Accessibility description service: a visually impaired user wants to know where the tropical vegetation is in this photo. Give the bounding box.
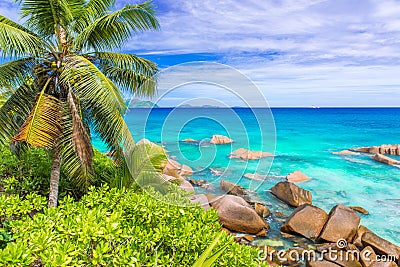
[0,0,160,207]
[0,148,267,266]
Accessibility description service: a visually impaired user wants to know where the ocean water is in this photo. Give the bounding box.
[93,108,400,245]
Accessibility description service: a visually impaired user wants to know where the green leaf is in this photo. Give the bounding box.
[73,2,160,51]
[0,15,44,57]
[192,232,229,267]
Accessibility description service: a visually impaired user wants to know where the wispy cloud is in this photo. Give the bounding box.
[2,0,400,106]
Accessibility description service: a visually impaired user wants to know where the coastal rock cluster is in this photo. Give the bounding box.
[352,144,400,155]
[229,148,274,160]
[333,144,400,166]
[144,138,399,266]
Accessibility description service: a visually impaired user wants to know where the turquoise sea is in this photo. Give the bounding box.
[93,107,400,245]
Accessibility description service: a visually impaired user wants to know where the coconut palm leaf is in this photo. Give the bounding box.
[19,0,74,38]
[0,58,36,88]
[73,2,159,51]
[67,88,93,169]
[0,15,44,57]
[72,0,116,32]
[0,80,37,144]
[61,55,126,113]
[100,65,157,97]
[123,143,168,191]
[192,232,229,267]
[11,79,61,148]
[61,55,135,153]
[61,95,94,189]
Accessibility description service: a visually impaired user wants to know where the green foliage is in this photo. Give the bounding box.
[0,186,267,266]
[192,231,230,267]
[0,0,159,201]
[120,142,168,191]
[0,145,118,199]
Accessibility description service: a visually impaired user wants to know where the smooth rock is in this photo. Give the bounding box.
[319,205,360,243]
[353,225,372,247]
[243,235,255,242]
[371,154,400,165]
[179,179,195,193]
[210,135,234,144]
[256,229,268,237]
[333,150,360,155]
[361,232,400,260]
[188,194,210,211]
[254,203,271,218]
[182,138,199,143]
[281,204,329,240]
[323,250,362,267]
[211,195,268,234]
[229,148,274,160]
[286,171,312,183]
[352,144,400,156]
[270,182,312,207]
[349,206,369,215]
[369,261,398,267]
[163,159,193,177]
[360,246,377,267]
[220,180,245,197]
[307,259,341,267]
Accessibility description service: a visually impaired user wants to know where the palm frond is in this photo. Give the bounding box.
[11,79,61,148]
[67,88,93,170]
[73,2,159,51]
[73,0,116,32]
[192,232,229,267]
[61,55,126,113]
[61,55,134,153]
[19,0,73,38]
[0,80,37,145]
[60,91,94,189]
[123,143,168,190]
[0,58,36,88]
[0,15,44,57]
[101,65,157,97]
[91,52,157,96]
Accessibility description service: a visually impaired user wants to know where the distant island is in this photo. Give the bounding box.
[176,104,222,108]
[128,99,159,108]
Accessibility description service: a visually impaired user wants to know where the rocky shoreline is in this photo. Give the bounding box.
[142,139,400,266]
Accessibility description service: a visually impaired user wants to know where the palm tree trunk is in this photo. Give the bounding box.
[48,142,61,207]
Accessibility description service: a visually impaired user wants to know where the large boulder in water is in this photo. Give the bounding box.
[286,171,312,183]
[211,195,268,234]
[361,231,400,261]
[332,150,360,155]
[254,203,271,218]
[210,135,234,144]
[371,154,400,165]
[220,180,245,197]
[270,182,312,207]
[352,144,400,156]
[163,159,193,178]
[319,204,360,243]
[229,148,274,160]
[281,204,329,240]
[188,194,210,211]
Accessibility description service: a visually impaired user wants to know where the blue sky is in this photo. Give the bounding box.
[2,0,400,106]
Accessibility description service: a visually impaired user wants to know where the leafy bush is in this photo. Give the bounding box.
[0,145,118,199]
[0,186,267,266]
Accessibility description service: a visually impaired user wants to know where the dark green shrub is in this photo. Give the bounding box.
[0,145,119,199]
[0,186,267,266]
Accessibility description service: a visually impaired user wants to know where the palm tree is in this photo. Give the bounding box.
[0,0,159,207]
